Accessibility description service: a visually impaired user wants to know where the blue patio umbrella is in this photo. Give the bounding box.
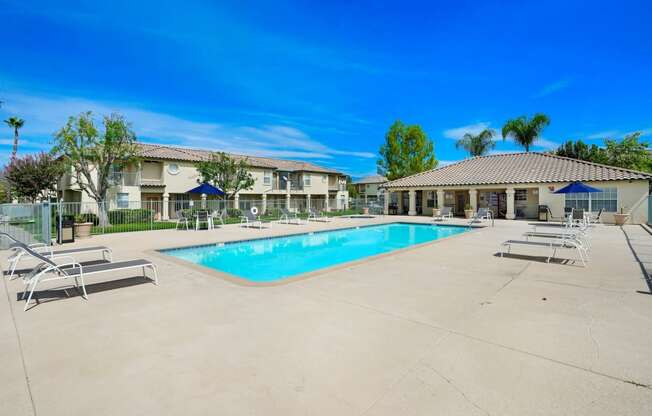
[187,182,224,196]
[554,181,601,212]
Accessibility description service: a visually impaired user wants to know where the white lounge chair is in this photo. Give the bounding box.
[175,210,190,230]
[587,208,603,225]
[523,229,591,250]
[18,245,157,311]
[195,211,213,230]
[308,208,331,222]
[1,233,113,280]
[468,207,494,226]
[433,206,453,221]
[240,210,269,229]
[279,208,305,225]
[211,209,226,227]
[499,235,589,266]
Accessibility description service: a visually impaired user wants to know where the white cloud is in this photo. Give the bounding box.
[534,78,572,98]
[443,122,492,141]
[0,91,375,162]
[487,150,520,156]
[438,160,459,166]
[587,130,619,140]
[587,128,652,140]
[532,138,559,150]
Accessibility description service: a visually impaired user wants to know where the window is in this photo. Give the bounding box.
[565,187,617,212]
[167,163,180,175]
[426,191,437,208]
[322,175,327,183]
[303,174,311,187]
[515,189,528,202]
[117,193,129,209]
[263,171,271,185]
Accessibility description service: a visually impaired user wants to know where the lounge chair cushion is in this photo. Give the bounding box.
[62,259,154,277]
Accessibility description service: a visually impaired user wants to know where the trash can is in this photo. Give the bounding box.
[57,215,75,244]
[538,205,549,221]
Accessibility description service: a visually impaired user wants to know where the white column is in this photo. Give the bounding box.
[437,190,445,209]
[469,189,478,212]
[422,191,429,213]
[162,193,169,220]
[234,194,240,210]
[307,194,311,211]
[325,193,330,212]
[505,188,516,220]
[408,189,417,216]
[384,191,390,214]
[201,193,207,209]
[262,193,267,214]
[286,193,291,211]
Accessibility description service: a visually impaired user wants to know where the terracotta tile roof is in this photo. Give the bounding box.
[137,143,343,174]
[383,152,652,188]
[353,175,387,185]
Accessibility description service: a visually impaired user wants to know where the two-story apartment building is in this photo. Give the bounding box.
[59,143,349,219]
[351,175,387,202]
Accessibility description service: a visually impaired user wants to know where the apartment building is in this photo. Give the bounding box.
[59,143,349,219]
[351,175,387,202]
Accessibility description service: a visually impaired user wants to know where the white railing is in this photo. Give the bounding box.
[108,171,141,187]
[0,197,387,243]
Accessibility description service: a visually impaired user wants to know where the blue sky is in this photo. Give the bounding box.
[1,0,651,178]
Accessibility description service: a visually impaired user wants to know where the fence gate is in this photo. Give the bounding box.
[0,202,51,247]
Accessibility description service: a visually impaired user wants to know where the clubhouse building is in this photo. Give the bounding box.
[381,152,651,224]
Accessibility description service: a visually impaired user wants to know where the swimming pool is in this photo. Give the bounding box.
[161,223,469,282]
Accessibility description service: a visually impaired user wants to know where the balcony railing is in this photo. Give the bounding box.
[289,181,304,191]
[108,171,141,187]
[140,176,164,186]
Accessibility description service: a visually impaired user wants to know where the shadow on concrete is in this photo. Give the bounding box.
[17,276,155,310]
[620,226,652,295]
[493,252,583,267]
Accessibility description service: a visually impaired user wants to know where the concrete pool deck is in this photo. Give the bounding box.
[2,216,652,415]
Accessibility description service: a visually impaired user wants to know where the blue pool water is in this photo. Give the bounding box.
[161,223,469,282]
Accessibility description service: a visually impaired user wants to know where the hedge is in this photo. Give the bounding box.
[108,208,155,224]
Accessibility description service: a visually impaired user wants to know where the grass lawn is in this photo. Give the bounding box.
[91,222,178,234]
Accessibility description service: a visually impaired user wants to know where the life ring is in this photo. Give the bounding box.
[250,206,259,215]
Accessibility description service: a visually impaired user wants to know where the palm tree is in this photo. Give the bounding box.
[501,113,550,152]
[455,129,496,157]
[4,117,25,160]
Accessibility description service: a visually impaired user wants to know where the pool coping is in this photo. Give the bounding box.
[147,221,486,287]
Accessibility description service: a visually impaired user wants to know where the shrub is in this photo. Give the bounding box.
[226,208,242,218]
[108,208,155,224]
[78,213,99,225]
[264,208,282,218]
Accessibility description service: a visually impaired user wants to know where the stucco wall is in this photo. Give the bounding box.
[385,179,649,224]
[538,180,649,224]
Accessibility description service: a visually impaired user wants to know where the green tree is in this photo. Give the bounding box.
[3,153,65,202]
[554,139,608,164]
[346,176,359,198]
[194,152,255,201]
[52,112,140,225]
[377,120,437,180]
[0,176,11,203]
[455,129,496,157]
[4,116,25,161]
[603,132,651,172]
[501,113,550,152]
